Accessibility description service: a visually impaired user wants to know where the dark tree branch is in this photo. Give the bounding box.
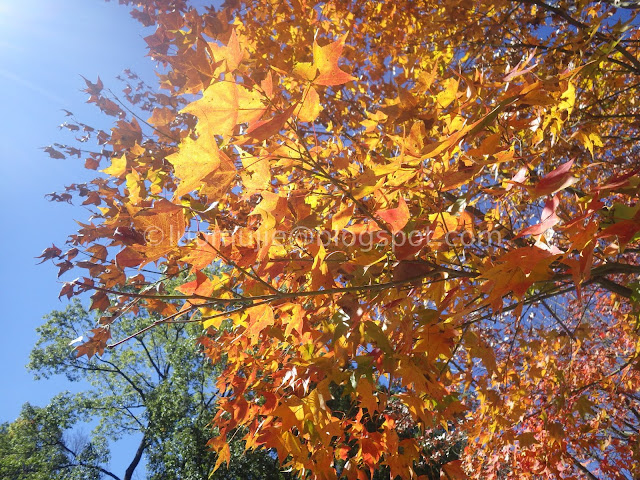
[591,277,633,298]
[567,452,601,480]
[57,441,122,480]
[123,435,148,480]
[520,0,640,75]
[95,357,148,402]
[135,335,166,381]
[541,299,576,340]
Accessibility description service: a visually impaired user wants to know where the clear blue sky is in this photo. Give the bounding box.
[0,0,159,476]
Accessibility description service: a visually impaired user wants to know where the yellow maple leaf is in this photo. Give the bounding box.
[168,133,231,200]
[212,442,230,473]
[101,154,127,178]
[313,34,357,86]
[181,81,266,138]
[295,85,322,123]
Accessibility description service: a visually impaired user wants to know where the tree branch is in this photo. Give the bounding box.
[123,435,148,480]
[95,357,148,402]
[57,441,122,480]
[135,335,165,381]
[566,452,601,480]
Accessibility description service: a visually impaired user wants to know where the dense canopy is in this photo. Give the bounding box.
[42,0,640,478]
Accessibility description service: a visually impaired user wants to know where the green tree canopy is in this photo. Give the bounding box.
[0,395,110,480]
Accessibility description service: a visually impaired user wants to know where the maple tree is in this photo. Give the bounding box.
[41,0,640,478]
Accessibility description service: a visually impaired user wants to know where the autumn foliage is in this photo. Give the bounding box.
[40,0,640,478]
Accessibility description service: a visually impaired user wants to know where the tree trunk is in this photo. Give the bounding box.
[123,436,147,480]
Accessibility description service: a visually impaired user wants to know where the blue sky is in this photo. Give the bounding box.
[0,0,159,476]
